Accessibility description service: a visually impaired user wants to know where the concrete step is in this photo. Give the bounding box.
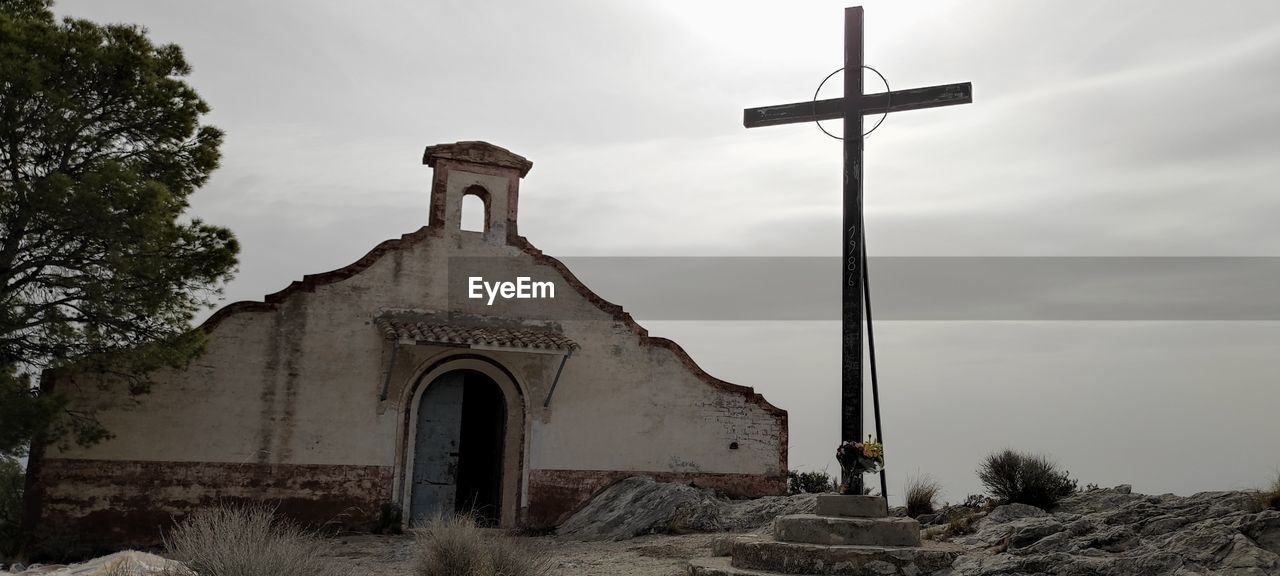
[689,556,787,576]
[729,540,960,575]
[814,495,888,518]
[774,514,921,547]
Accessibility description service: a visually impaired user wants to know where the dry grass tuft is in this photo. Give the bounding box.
[163,504,339,576]
[1262,472,1280,511]
[414,514,550,576]
[904,474,942,517]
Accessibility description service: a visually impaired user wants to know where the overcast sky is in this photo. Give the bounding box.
[55,0,1280,504]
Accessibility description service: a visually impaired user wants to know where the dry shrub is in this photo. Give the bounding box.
[787,470,835,495]
[962,493,993,510]
[1262,472,1280,511]
[163,504,339,576]
[414,514,550,576]
[904,474,942,517]
[978,449,1077,510]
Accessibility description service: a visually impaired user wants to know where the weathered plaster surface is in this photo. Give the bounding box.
[28,142,787,550]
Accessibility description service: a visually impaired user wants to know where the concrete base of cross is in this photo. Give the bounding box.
[688,495,960,576]
[814,494,890,519]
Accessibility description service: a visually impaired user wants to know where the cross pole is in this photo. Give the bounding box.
[743,6,971,498]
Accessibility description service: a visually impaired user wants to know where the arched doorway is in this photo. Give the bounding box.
[410,369,507,525]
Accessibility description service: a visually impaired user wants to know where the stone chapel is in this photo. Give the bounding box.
[22,141,788,552]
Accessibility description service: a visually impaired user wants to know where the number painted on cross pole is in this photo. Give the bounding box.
[846,226,859,286]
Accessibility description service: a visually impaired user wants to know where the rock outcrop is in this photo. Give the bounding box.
[572,479,1280,574]
[3,551,189,575]
[949,486,1279,576]
[557,476,817,541]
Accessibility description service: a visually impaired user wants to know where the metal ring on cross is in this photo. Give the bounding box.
[813,65,891,141]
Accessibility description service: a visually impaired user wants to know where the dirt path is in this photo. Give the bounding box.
[323,532,722,576]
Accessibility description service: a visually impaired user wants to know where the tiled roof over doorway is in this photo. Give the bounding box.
[374,317,578,352]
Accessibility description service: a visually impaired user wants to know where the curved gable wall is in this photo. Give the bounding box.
[29,211,787,552]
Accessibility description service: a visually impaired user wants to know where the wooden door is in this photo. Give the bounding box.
[410,371,464,524]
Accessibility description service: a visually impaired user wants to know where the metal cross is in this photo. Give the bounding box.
[743,6,972,496]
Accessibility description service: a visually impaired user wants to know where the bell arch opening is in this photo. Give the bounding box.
[459,185,491,233]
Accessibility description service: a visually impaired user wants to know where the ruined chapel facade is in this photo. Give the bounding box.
[23,142,787,550]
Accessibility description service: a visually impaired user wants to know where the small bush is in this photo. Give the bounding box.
[961,494,991,510]
[904,474,942,517]
[0,456,23,561]
[163,504,338,576]
[978,449,1077,510]
[414,514,550,576]
[787,470,835,495]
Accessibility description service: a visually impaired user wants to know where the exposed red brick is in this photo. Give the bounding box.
[525,469,786,528]
[197,226,437,333]
[28,458,394,558]
[422,141,533,177]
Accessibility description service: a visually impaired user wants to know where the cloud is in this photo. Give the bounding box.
[53,0,1280,502]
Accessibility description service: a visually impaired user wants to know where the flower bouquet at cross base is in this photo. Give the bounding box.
[836,436,884,494]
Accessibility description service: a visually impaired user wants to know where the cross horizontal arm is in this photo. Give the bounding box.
[743,81,971,129]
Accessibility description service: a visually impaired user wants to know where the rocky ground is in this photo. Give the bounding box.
[943,485,1280,575]
[5,482,1278,575]
[2,533,726,576]
[324,531,725,576]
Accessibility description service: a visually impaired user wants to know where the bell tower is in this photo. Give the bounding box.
[423,141,533,244]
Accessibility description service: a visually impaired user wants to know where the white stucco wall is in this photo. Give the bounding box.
[48,148,788,526]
